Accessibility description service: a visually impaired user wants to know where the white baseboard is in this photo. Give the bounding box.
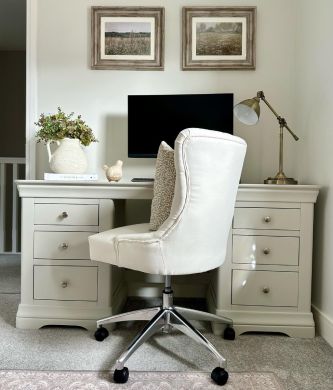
[312,304,333,347]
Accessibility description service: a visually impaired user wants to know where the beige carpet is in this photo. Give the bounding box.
[1,255,333,390]
[0,370,283,389]
[0,255,20,294]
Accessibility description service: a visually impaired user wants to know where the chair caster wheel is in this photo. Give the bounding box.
[113,367,129,384]
[94,326,109,342]
[211,367,229,386]
[223,326,235,340]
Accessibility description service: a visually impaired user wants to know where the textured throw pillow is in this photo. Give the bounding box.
[149,141,176,231]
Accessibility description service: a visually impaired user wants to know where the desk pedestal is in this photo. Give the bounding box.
[16,180,153,329]
[207,185,319,338]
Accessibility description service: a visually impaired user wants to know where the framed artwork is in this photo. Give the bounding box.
[182,7,256,70]
[91,7,164,70]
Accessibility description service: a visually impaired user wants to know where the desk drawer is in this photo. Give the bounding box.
[33,265,97,301]
[233,208,300,230]
[34,203,99,226]
[232,235,299,266]
[232,270,298,307]
[34,231,92,260]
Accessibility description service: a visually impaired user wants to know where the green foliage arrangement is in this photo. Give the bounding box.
[35,107,98,146]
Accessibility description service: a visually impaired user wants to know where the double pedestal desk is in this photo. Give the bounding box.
[16,181,319,338]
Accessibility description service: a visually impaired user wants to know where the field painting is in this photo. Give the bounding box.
[192,17,246,60]
[92,8,164,69]
[101,18,155,60]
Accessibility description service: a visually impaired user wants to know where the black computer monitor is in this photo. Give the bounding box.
[128,93,234,158]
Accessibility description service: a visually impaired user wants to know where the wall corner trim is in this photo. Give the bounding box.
[26,0,38,179]
[312,304,333,347]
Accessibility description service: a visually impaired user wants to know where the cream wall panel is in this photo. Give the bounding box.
[294,0,333,347]
[29,0,298,185]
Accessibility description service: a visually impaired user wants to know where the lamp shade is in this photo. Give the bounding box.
[234,97,260,125]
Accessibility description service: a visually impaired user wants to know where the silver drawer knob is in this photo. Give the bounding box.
[262,286,270,294]
[61,281,69,288]
[61,211,69,218]
[264,216,271,223]
[61,243,69,249]
[263,248,271,255]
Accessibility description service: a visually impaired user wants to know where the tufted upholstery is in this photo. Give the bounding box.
[149,141,176,231]
[89,128,246,275]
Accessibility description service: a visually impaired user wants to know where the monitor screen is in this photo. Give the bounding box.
[128,93,233,157]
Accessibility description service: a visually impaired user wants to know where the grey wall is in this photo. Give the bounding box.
[33,0,298,183]
[295,0,333,346]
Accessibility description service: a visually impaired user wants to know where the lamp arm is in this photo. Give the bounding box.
[257,91,299,141]
[282,123,299,142]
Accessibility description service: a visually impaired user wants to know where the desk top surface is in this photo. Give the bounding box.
[16,179,154,187]
[16,179,319,190]
[16,180,319,203]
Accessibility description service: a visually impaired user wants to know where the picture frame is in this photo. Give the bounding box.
[91,7,164,70]
[182,7,256,70]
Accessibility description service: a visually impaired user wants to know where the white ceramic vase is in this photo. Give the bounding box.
[47,138,88,174]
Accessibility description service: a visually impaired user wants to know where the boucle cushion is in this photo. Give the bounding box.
[149,141,176,231]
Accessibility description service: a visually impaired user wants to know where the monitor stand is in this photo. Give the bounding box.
[131,178,154,182]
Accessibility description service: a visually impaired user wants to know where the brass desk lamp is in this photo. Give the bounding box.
[234,91,299,185]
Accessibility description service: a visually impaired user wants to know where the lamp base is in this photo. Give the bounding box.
[264,172,298,185]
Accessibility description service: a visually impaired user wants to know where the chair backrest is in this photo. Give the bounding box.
[159,128,247,275]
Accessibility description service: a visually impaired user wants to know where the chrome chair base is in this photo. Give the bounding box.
[96,279,233,372]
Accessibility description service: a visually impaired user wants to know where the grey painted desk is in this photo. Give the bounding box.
[16,181,319,337]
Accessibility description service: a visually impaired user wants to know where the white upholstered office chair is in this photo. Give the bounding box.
[89,128,246,386]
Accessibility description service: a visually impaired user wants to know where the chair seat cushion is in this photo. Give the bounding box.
[89,223,166,274]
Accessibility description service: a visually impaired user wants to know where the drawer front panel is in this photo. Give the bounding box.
[34,203,99,226]
[34,231,93,260]
[34,265,98,301]
[233,208,300,230]
[232,270,298,307]
[232,235,299,266]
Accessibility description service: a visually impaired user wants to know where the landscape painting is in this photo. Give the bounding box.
[102,20,153,59]
[91,7,164,70]
[195,21,243,56]
[182,7,256,70]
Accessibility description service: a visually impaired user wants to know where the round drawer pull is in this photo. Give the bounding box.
[61,211,69,218]
[263,248,271,255]
[61,243,69,249]
[264,216,271,223]
[262,286,270,294]
[61,281,69,288]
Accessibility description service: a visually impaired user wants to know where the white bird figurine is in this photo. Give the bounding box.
[103,160,123,182]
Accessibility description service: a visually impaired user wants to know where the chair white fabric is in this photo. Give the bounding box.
[90,128,246,275]
[89,128,246,386]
